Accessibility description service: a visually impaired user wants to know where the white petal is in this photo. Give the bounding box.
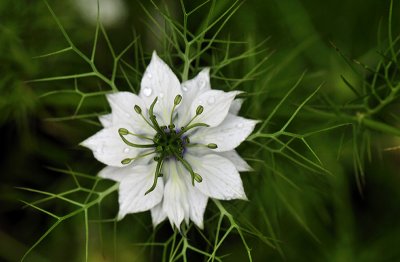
[106,92,154,135]
[190,114,258,152]
[185,154,247,200]
[162,160,189,228]
[177,68,211,127]
[190,90,241,127]
[81,126,146,167]
[185,183,208,229]
[99,114,112,127]
[98,166,127,182]
[162,160,208,229]
[175,161,208,229]
[116,163,164,220]
[218,150,252,172]
[139,51,182,125]
[151,203,167,227]
[186,147,253,172]
[229,99,244,115]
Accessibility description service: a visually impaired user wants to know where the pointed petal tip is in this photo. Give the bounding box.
[117,212,126,221]
[233,90,245,97]
[194,221,204,229]
[200,67,210,75]
[151,50,160,61]
[241,193,249,201]
[79,138,91,148]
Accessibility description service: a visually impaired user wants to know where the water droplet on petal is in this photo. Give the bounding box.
[124,148,130,153]
[159,92,164,98]
[182,85,188,92]
[207,96,215,105]
[198,100,203,105]
[147,73,152,79]
[236,123,244,128]
[143,87,153,97]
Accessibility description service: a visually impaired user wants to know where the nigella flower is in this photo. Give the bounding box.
[82,51,258,229]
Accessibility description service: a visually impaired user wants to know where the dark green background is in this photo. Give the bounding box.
[1,0,399,261]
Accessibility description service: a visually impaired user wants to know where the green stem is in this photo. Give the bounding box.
[309,108,400,137]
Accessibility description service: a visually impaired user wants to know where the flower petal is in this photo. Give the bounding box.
[185,147,252,172]
[162,160,189,228]
[177,68,211,127]
[99,113,112,127]
[139,51,182,125]
[190,114,258,152]
[190,90,241,127]
[81,126,146,167]
[106,163,164,220]
[185,154,247,200]
[98,166,127,182]
[106,92,154,135]
[218,150,252,172]
[229,98,244,115]
[176,161,209,229]
[162,160,208,229]
[151,203,167,227]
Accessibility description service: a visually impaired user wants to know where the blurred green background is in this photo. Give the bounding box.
[1,0,399,261]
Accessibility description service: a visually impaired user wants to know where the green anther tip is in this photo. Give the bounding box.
[134,105,142,114]
[162,125,167,130]
[158,173,163,177]
[194,173,203,183]
[118,128,129,135]
[207,143,218,149]
[121,158,132,165]
[196,105,204,115]
[169,124,175,129]
[174,95,182,105]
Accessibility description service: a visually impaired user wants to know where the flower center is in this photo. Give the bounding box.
[117,95,218,195]
[154,125,187,158]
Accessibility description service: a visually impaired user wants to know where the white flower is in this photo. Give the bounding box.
[81,51,258,229]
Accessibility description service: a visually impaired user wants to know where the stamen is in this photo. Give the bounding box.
[170,95,182,126]
[134,105,157,131]
[119,128,129,135]
[187,143,218,149]
[118,127,154,142]
[148,97,165,135]
[196,105,204,115]
[173,150,202,186]
[134,105,142,114]
[120,150,157,165]
[194,173,203,183]
[177,122,209,136]
[118,129,155,148]
[145,157,164,195]
[207,143,218,149]
[174,94,182,105]
[178,104,205,134]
